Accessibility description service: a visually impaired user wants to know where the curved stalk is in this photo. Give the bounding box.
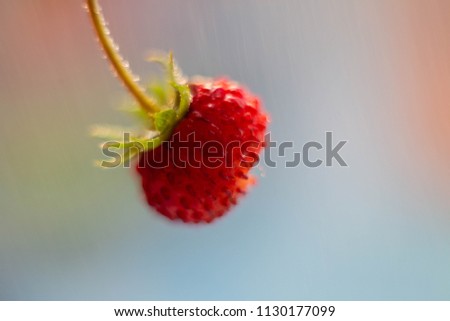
[86,0,159,113]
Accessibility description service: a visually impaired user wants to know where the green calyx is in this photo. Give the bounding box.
[148,52,191,132]
[87,0,191,167]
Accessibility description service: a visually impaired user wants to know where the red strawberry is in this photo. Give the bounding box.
[87,0,269,223]
[137,79,268,223]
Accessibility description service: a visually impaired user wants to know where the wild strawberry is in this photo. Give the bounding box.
[87,0,269,223]
[136,79,267,222]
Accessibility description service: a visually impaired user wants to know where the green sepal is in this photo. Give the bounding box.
[119,105,154,128]
[148,52,191,121]
[171,79,191,121]
[168,53,191,120]
[154,109,177,132]
[147,80,171,106]
[92,126,169,168]
[91,125,134,141]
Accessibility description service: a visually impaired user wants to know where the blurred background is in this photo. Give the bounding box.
[1,0,450,300]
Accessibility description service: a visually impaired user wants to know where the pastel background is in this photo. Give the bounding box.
[1,0,449,300]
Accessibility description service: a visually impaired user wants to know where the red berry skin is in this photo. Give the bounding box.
[136,78,269,223]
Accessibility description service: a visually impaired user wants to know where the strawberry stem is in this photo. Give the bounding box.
[86,0,160,113]
[88,2,193,166]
